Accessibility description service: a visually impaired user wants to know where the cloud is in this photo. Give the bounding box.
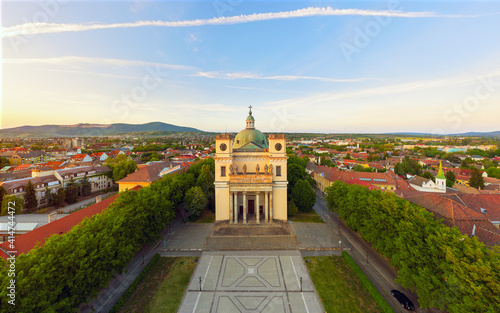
[2,56,195,71]
[1,7,493,38]
[267,70,500,109]
[195,71,376,83]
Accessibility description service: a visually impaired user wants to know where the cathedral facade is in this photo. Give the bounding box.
[214,107,288,223]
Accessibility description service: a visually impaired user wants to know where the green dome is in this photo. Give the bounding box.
[246,115,255,121]
[233,129,268,150]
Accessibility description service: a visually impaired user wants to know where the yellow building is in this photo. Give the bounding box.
[214,107,288,223]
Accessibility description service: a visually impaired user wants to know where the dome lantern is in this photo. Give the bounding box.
[233,106,268,150]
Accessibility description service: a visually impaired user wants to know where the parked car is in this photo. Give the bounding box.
[391,290,415,310]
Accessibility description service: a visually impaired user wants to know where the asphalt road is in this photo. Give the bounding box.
[314,192,439,313]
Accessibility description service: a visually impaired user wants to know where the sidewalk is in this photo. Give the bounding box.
[314,193,438,313]
[57,192,117,214]
[78,216,183,313]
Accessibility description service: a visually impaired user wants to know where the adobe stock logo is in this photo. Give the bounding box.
[432,74,500,135]
[339,0,401,63]
[8,0,69,53]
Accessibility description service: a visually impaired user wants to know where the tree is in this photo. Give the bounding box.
[196,164,215,210]
[44,187,54,206]
[445,170,456,183]
[0,157,10,169]
[184,186,207,221]
[80,175,92,197]
[65,178,78,204]
[112,157,138,181]
[469,168,485,189]
[1,195,23,215]
[287,199,298,217]
[0,186,5,208]
[460,157,473,168]
[291,179,316,213]
[25,180,38,211]
[486,167,500,179]
[287,163,307,191]
[421,171,435,183]
[54,188,66,206]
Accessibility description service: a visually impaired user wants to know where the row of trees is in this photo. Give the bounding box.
[0,162,201,312]
[325,181,500,312]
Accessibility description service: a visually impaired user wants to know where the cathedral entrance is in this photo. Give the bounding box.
[248,199,255,215]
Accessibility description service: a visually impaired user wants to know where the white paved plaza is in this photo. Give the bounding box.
[178,250,324,313]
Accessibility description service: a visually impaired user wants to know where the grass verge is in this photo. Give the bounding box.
[342,251,394,313]
[289,211,325,223]
[145,257,197,313]
[109,254,161,313]
[305,256,385,313]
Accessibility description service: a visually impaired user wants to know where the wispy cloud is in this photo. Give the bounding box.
[1,7,492,38]
[196,71,376,83]
[2,56,195,71]
[267,70,500,108]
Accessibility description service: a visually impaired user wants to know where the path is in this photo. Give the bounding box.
[58,192,117,213]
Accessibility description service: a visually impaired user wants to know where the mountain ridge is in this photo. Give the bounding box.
[0,122,203,138]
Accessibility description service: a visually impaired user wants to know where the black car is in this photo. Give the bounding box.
[391,290,415,310]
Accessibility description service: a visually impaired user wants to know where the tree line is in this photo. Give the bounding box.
[325,181,500,312]
[0,159,213,312]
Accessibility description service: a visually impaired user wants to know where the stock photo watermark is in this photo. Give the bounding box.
[109,65,169,121]
[433,74,500,135]
[339,0,401,63]
[8,0,69,52]
[213,0,242,17]
[5,201,18,306]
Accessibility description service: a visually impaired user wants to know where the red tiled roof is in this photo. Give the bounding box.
[345,179,378,190]
[0,186,142,260]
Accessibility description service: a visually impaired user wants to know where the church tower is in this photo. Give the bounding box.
[435,161,447,190]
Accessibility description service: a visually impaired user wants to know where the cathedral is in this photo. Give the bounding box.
[214,107,288,223]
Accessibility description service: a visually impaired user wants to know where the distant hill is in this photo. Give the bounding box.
[384,131,500,137]
[448,131,500,137]
[0,122,203,138]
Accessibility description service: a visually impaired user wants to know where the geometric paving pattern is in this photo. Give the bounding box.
[179,251,324,313]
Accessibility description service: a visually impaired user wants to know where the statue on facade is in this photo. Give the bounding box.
[256,164,260,174]
[229,164,234,175]
[243,164,247,175]
[234,164,238,174]
[269,164,273,174]
[264,164,269,174]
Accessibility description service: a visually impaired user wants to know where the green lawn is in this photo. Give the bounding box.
[194,208,215,223]
[305,256,383,313]
[145,257,197,313]
[289,211,325,223]
[115,257,196,313]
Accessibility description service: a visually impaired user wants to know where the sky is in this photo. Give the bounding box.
[1,0,500,134]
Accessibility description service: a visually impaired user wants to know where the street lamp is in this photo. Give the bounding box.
[339,240,342,250]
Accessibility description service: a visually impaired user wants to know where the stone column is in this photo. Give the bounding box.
[234,191,238,224]
[269,192,273,223]
[229,191,233,224]
[243,192,247,224]
[265,191,269,223]
[256,192,260,224]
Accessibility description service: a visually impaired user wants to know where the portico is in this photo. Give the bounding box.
[229,189,273,224]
